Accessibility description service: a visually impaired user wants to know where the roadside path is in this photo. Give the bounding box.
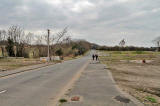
[61,61,144,106]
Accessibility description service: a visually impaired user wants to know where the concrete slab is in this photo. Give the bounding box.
[61,61,143,106]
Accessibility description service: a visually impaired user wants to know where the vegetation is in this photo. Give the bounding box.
[59,98,67,103]
[0,58,41,70]
[72,40,90,56]
[96,46,156,51]
[99,51,159,63]
[0,25,91,58]
[0,26,91,70]
[146,96,157,103]
[55,48,63,56]
[6,37,15,57]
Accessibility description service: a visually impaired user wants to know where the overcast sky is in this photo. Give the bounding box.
[0,0,160,47]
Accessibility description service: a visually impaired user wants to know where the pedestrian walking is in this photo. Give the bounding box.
[92,54,95,60]
[95,54,99,61]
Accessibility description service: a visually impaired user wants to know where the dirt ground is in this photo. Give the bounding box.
[99,51,160,106]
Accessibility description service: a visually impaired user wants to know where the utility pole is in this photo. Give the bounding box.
[47,29,50,61]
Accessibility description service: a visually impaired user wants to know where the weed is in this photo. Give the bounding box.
[146,96,157,103]
[59,98,67,103]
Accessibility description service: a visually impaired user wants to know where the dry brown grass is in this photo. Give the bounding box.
[0,54,81,71]
[99,51,160,106]
[0,58,42,71]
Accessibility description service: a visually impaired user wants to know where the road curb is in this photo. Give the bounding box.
[105,65,144,106]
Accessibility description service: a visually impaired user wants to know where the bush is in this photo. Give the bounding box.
[55,48,63,56]
[72,43,88,55]
[146,96,157,103]
[59,98,67,103]
[6,37,15,57]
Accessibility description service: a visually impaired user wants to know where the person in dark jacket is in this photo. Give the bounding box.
[92,54,95,60]
[95,54,99,61]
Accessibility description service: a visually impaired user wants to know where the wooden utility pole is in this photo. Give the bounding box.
[47,29,50,61]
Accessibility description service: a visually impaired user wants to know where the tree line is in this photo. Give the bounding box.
[92,38,159,51]
[0,25,91,58]
[95,46,156,51]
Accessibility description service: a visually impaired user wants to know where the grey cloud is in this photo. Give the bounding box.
[0,0,160,47]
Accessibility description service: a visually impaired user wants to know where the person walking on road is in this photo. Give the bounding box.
[95,54,99,61]
[92,54,95,60]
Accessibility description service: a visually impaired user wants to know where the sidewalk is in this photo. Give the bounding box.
[61,61,144,106]
[0,63,54,78]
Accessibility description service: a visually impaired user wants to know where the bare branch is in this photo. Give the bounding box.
[35,35,43,45]
[56,27,68,44]
[25,32,34,45]
[119,39,125,47]
[153,36,160,47]
[0,30,7,41]
[8,25,25,44]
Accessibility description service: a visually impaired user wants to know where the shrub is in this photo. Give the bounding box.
[146,96,157,103]
[59,98,67,103]
[6,37,15,57]
[55,48,63,56]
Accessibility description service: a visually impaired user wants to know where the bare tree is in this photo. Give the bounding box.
[8,26,24,44]
[50,27,68,55]
[0,30,7,42]
[35,35,43,45]
[28,27,69,57]
[8,25,25,57]
[0,30,7,57]
[119,39,125,47]
[25,32,33,45]
[56,27,68,44]
[62,36,71,45]
[34,35,48,57]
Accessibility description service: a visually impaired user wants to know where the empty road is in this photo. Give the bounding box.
[0,56,89,106]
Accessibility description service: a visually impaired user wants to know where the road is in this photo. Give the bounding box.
[0,53,142,106]
[0,56,89,106]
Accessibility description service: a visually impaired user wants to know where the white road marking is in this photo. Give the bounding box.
[0,90,7,94]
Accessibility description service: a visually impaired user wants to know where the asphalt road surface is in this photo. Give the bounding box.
[0,52,142,106]
[0,56,89,106]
